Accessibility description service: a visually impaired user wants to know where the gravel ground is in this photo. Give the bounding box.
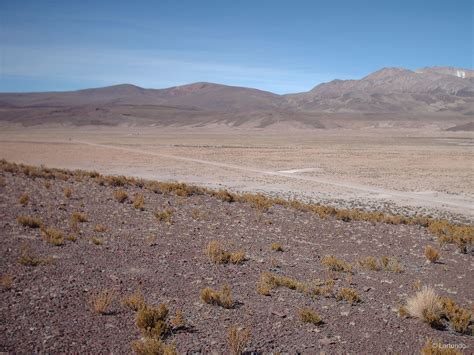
[0,166,473,353]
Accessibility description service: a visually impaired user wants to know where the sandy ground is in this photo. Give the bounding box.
[0,125,472,222]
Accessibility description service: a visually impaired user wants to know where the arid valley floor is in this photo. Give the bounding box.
[0,126,473,353]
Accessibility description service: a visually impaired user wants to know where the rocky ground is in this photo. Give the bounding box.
[0,163,473,354]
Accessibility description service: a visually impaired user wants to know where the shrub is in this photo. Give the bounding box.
[270,243,284,252]
[133,193,145,210]
[41,228,65,246]
[299,308,323,325]
[122,289,146,311]
[406,286,442,326]
[17,215,42,228]
[228,325,251,355]
[440,297,472,334]
[89,289,116,314]
[136,304,170,338]
[337,288,361,304]
[18,244,45,266]
[206,241,245,264]
[358,256,380,271]
[215,189,235,203]
[424,246,440,263]
[63,187,73,198]
[19,193,29,206]
[114,189,128,203]
[321,255,352,273]
[155,209,173,224]
[170,309,185,329]
[200,284,234,309]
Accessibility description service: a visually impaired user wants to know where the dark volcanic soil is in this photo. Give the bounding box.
[0,166,473,354]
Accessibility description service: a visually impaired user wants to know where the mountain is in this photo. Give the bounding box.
[0,66,473,128]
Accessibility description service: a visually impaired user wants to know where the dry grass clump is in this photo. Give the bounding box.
[425,246,440,263]
[71,211,88,223]
[206,240,246,264]
[66,234,77,242]
[237,193,273,211]
[200,284,234,308]
[17,215,42,228]
[19,193,29,206]
[41,227,65,246]
[107,175,129,187]
[1,274,13,290]
[0,176,5,187]
[63,187,73,198]
[169,309,185,329]
[321,255,352,273]
[257,272,308,295]
[337,287,361,304]
[136,304,170,338]
[270,242,284,252]
[89,289,116,314]
[91,237,104,245]
[155,209,173,224]
[420,339,462,355]
[133,193,145,210]
[93,224,107,232]
[406,286,442,326]
[145,235,158,247]
[440,297,472,334]
[228,325,251,355]
[18,244,47,266]
[358,256,404,272]
[190,208,207,220]
[214,189,235,203]
[132,337,177,355]
[114,189,128,203]
[299,308,323,325]
[122,289,146,311]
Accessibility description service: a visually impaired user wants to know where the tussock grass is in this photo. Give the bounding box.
[133,193,145,210]
[41,227,65,246]
[170,309,185,329]
[200,284,234,308]
[18,193,29,206]
[155,209,173,224]
[420,339,462,355]
[1,274,13,290]
[321,255,353,273]
[63,187,73,198]
[337,287,361,304]
[18,244,47,266]
[91,237,104,245]
[406,286,442,327]
[114,189,128,203]
[228,325,251,355]
[299,308,323,325]
[122,289,146,311]
[89,289,116,314]
[358,256,404,272]
[93,224,107,232]
[136,304,170,338]
[17,215,42,228]
[71,212,87,223]
[270,242,284,252]
[206,240,246,264]
[440,297,472,334]
[132,338,177,355]
[425,246,440,263]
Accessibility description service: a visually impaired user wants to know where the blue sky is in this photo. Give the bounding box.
[0,0,472,93]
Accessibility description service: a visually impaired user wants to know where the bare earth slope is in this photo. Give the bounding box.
[0,162,473,353]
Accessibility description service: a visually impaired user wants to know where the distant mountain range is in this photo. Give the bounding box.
[0,66,473,129]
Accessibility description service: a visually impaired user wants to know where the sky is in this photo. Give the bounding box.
[0,0,472,94]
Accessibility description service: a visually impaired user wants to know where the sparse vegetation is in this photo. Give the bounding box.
[64,187,73,198]
[18,244,46,266]
[299,308,323,325]
[228,325,251,355]
[215,189,235,203]
[425,246,440,263]
[337,287,361,304]
[122,289,146,311]
[440,297,472,334]
[406,286,442,327]
[17,215,42,228]
[200,284,234,308]
[93,224,107,232]
[358,256,404,272]
[206,240,246,264]
[41,227,65,246]
[91,237,104,245]
[136,304,170,338]
[71,211,88,223]
[155,209,173,224]
[89,289,116,314]
[1,274,13,290]
[258,272,308,295]
[420,339,462,355]
[131,337,177,355]
[19,193,29,205]
[133,193,145,210]
[170,309,185,329]
[114,189,128,203]
[321,255,353,273]
[270,242,284,252]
